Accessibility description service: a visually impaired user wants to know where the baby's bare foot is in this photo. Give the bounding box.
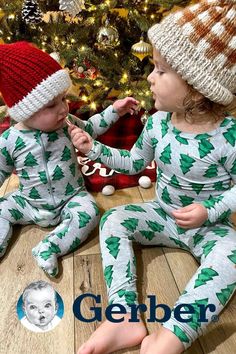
[140,327,184,354]
[77,313,147,354]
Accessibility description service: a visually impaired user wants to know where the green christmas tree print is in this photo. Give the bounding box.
[198,139,214,158]
[190,183,204,195]
[65,183,75,196]
[202,240,217,257]
[203,195,224,209]
[157,167,163,183]
[203,164,218,178]
[85,122,94,136]
[12,195,27,209]
[9,208,23,220]
[125,291,137,306]
[228,250,236,265]
[173,325,190,343]
[216,282,236,306]
[135,131,144,149]
[99,118,108,128]
[21,169,30,180]
[34,130,42,145]
[47,132,58,142]
[146,220,164,233]
[194,268,218,288]
[218,156,227,166]
[140,230,155,241]
[24,152,38,167]
[78,211,91,228]
[121,218,139,232]
[213,181,227,191]
[2,129,10,140]
[69,163,76,177]
[160,143,172,164]
[180,154,195,174]
[38,171,48,184]
[1,147,14,166]
[100,209,116,230]
[212,228,229,237]
[146,116,153,131]
[223,125,236,146]
[169,237,189,249]
[44,151,52,162]
[61,146,71,161]
[175,135,189,145]
[153,207,167,220]
[104,265,113,287]
[193,233,204,247]
[184,298,209,332]
[126,261,134,283]
[39,242,61,260]
[179,195,194,207]
[151,138,158,148]
[102,145,112,157]
[119,150,131,158]
[170,175,180,188]
[69,237,81,252]
[133,159,144,172]
[218,209,231,222]
[56,227,69,239]
[14,137,26,152]
[124,205,146,213]
[52,165,65,181]
[29,187,41,200]
[161,186,172,204]
[161,119,168,138]
[105,236,120,259]
[230,160,236,174]
[41,203,55,211]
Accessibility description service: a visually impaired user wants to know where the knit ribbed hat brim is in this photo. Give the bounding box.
[8,69,71,122]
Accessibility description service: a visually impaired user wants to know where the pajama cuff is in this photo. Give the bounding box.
[86,140,103,160]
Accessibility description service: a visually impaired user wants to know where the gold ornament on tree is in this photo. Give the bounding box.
[131,37,152,61]
[59,0,85,17]
[97,20,120,49]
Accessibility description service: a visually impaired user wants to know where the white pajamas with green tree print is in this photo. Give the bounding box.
[86,111,236,348]
[0,105,119,276]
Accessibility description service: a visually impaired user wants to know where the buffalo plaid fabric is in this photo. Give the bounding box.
[77,108,157,192]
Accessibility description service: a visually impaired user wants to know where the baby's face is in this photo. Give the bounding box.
[24,288,57,328]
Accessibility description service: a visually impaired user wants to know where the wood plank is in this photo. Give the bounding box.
[0,174,74,354]
[77,186,143,256]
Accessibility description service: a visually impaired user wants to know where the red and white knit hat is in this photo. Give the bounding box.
[0,41,71,122]
[148,0,236,106]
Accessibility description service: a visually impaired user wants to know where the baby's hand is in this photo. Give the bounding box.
[172,203,208,229]
[68,125,93,155]
[113,97,139,116]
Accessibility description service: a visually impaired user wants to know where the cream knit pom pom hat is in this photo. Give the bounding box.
[148,0,236,106]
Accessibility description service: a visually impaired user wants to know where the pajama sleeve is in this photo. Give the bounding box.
[69,105,120,138]
[0,131,14,186]
[202,148,236,223]
[85,123,155,175]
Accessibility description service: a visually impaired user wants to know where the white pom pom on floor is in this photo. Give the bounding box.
[102,185,115,196]
[138,176,152,189]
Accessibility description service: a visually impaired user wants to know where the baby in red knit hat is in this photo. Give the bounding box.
[0,41,138,276]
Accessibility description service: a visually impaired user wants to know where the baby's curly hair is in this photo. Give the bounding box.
[183,86,236,124]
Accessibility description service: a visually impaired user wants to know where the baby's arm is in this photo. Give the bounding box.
[200,148,236,224]
[0,131,15,186]
[69,121,154,175]
[68,97,139,139]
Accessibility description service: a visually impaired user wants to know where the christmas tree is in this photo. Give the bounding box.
[0,0,196,116]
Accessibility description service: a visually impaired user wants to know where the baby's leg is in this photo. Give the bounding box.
[141,224,236,354]
[32,191,99,276]
[0,192,33,257]
[77,201,187,354]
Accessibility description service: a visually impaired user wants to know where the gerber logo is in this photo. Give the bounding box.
[73,293,217,323]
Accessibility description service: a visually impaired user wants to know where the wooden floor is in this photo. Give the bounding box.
[0,174,236,354]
